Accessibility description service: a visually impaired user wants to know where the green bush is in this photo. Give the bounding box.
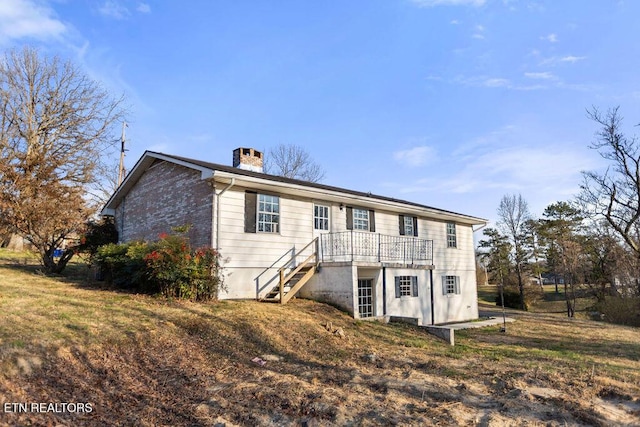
[76,218,119,262]
[94,228,225,301]
[95,241,151,290]
[595,297,640,327]
[496,285,543,311]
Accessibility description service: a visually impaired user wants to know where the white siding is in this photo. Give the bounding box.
[217,186,317,267]
[215,183,479,324]
[384,268,432,325]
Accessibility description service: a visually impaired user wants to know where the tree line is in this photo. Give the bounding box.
[479,108,640,325]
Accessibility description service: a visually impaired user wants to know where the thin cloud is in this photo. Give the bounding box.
[541,33,558,43]
[99,1,130,20]
[540,55,587,67]
[452,75,506,87]
[137,3,151,13]
[560,55,586,63]
[410,0,486,7]
[449,75,548,91]
[472,24,485,39]
[524,72,556,80]
[0,0,67,43]
[437,131,596,196]
[483,78,510,87]
[393,146,437,167]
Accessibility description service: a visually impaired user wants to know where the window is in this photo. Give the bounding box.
[258,194,279,233]
[314,204,329,231]
[395,276,418,298]
[446,222,457,248]
[442,275,460,295]
[353,208,369,230]
[358,279,374,318]
[346,207,375,231]
[399,215,418,236]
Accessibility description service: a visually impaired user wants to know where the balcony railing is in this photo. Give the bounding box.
[319,231,433,264]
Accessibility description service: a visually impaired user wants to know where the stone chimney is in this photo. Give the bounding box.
[233,147,263,173]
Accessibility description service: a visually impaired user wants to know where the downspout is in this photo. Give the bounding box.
[429,269,435,325]
[382,266,387,316]
[214,178,235,250]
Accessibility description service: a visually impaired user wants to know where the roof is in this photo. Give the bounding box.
[102,150,488,226]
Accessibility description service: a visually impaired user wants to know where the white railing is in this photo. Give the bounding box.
[319,231,433,264]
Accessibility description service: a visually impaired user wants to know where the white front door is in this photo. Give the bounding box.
[313,203,330,262]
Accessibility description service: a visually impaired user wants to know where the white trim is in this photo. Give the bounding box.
[313,203,330,231]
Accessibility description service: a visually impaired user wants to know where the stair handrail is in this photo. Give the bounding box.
[278,237,318,301]
[255,247,296,299]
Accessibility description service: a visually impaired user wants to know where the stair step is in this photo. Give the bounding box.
[259,249,318,303]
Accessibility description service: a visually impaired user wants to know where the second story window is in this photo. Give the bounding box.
[446,222,457,248]
[353,208,369,230]
[399,215,418,236]
[314,204,329,230]
[346,207,376,232]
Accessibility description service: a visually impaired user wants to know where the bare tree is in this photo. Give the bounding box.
[88,160,121,208]
[0,47,125,273]
[264,144,325,182]
[496,194,531,310]
[579,106,640,295]
[580,107,640,257]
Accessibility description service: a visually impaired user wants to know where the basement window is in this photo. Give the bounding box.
[443,275,460,295]
[395,276,418,297]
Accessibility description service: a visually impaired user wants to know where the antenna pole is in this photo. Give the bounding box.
[117,122,128,186]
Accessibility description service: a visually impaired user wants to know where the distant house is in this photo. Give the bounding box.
[102,148,487,325]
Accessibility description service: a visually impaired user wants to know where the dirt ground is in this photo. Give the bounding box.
[1,263,639,426]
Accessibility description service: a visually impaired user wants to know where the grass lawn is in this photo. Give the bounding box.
[1,250,639,426]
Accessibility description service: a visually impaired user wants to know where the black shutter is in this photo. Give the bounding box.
[346,207,353,230]
[399,215,405,235]
[369,210,375,232]
[412,216,418,237]
[244,191,257,233]
[412,276,418,297]
[395,277,401,298]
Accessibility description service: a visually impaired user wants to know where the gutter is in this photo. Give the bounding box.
[214,178,235,250]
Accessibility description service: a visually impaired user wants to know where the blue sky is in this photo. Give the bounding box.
[2,0,640,227]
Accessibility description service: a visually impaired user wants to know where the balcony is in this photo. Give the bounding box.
[318,231,433,265]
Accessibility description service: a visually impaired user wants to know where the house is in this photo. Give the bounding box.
[102,148,487,325]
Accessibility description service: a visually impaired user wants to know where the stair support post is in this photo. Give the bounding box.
[279,268,285,304]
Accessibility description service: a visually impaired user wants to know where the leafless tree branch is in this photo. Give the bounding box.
[0,46,126,272]
[263,144,325,183]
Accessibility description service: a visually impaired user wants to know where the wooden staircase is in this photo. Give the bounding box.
[262,238,318,304]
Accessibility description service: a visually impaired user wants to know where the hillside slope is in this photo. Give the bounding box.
[1,260,639,426]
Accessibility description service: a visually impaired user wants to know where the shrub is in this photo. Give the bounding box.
[595,297,640,327]
[76,218,119,261]
[94,227,225,301]
[95,241,151,290]
[496,285,543,311]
